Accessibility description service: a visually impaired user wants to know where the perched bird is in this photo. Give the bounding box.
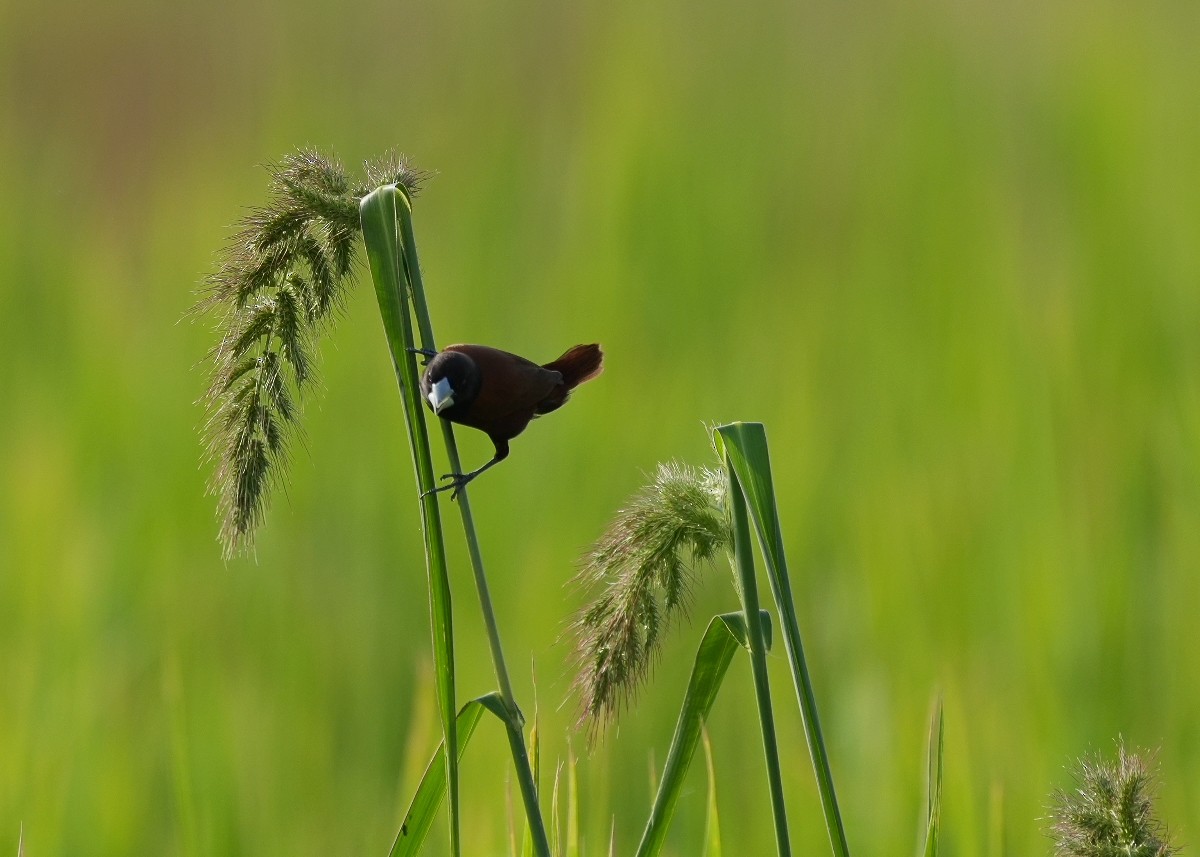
[417,343,604,498]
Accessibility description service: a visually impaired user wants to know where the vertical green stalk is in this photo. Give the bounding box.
[717,422,850,857]
[393,189,551,856]
[360,186,459,855]
[725,455,791,856]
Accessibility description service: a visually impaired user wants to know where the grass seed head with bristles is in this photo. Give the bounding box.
[1049,741,1176,857]
[196,148,424,557]
[361,149,429,199]
[570,462,730,733]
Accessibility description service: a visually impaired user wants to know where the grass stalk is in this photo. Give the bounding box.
[391,187,551,856]
[716,422,850,856]
[724,457,791,856]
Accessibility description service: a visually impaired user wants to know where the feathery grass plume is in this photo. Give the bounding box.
[197,149,424,557]
[571,462,730,731]
[1049,742,1176,857]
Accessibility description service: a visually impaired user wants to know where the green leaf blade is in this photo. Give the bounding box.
[636,611,768,857]
[389,694,500,857]
[921,696,945,857]
[702,729,722,857]
[361,186,460,856]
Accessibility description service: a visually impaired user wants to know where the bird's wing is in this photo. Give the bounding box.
[445,344,562,421]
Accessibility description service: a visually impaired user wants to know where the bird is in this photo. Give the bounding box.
[416,342,604,498]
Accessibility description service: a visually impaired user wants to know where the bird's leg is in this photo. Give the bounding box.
[422,439,510,501]
[406,347,439,367]
[406,347,439,365]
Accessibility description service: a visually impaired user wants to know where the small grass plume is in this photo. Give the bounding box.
[570,462,730,730]
[195,149,423,556]
[1049,742,1176,857]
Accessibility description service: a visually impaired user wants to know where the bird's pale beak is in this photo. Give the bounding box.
[428,377,455,414]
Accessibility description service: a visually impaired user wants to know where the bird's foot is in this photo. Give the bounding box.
[420,471,477,501]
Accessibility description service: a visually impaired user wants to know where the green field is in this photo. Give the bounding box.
[2,0,1198,853]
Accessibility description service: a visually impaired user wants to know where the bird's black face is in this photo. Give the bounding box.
[420,351,481,419]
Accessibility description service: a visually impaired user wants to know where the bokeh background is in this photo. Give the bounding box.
[3,0,1199,853]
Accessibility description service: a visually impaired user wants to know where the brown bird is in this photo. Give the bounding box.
[417,343,604,498]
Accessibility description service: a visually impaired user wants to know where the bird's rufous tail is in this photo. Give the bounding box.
[543,344,603,390]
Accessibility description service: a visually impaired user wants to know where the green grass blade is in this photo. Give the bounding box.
[702,728,722,857]
[921,697,944,857]
[389,694,506,857]
[635,610,771,857]
[550,761,563,857]
[393,187,551,857]
[566,744,580,857]
[521,713,540,857]
[715,422,850,857]
[360,185,459,856]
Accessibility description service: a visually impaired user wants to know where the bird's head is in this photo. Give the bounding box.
[420,350,480,417]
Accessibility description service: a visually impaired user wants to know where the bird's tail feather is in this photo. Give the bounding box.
[543,344,603,389]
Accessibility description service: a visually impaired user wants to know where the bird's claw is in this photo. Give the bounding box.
[420,472,474,501]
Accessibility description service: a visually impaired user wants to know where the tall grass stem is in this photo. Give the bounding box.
[725,457,791,856]
[391,188,551,856]
[716,422,850,856]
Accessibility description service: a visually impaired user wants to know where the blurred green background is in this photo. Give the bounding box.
[3,0,1199,853]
